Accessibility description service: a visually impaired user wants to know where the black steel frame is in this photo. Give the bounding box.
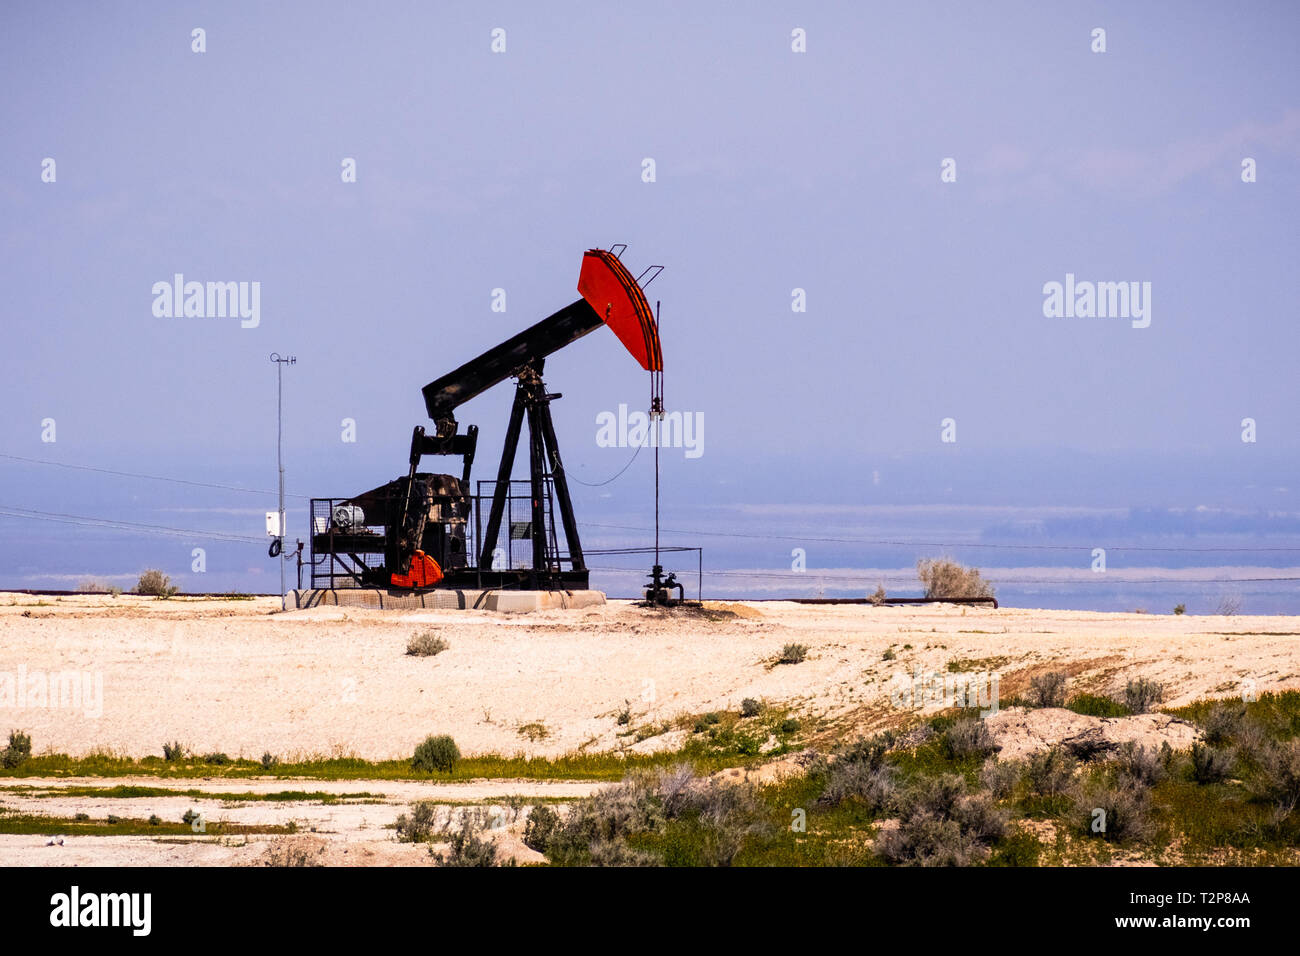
[309,362,589,591]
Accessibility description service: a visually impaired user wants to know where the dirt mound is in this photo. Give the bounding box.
[985,707,1201,761]
[703,602,764,620]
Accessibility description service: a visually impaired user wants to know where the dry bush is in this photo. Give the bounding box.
[1189,743,1236,784]
[439,809,512,867]
[876,815,984,866]
[1122,678,1166,714]
[875,774,1008,866]
[822,759,899,811]
[523,805,561,853]
[953,791,1010,844]
[587,838,659,867]
[1114,742,1166,787]
[395,801,440,843]
[916,558,994,600]
[135,569,178,598]
[692,781,773,867]
[539,767,771,867]
[517,721,549,742]
[541,778,662,866]
[79,578,123,596]
[869,584,887,606]
[406,630,448,656]
[979,759,1023,800]
[1025,747,1078,797]
[654,763,698,818]
[1202,702,1251,747]
[1027,671,1068,709]
[1247,740,1300,817]
[263,835,327,867]
[1075,781,1154,844]
[778,643,808,664]
[944,717,998,759]
[1216,594,1242,616]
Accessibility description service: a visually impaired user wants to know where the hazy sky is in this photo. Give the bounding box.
[1,2,1297,599]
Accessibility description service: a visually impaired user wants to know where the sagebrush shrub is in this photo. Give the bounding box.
[876,814,985,866]
[684,781,764,865]
[395,801,439,843]
[916,558,994,600]
[1115,742,1166,787]
[1076,781,1154,844]
[135,569,178,598]
[822,759,898,810]
[406,631,448,657]
[1247,740,1300,815]
[1190,743,1236,784]
[654,764,697,818]
[1028,672,1068,709]
[944,717,998,759]
[1201,702,1250,747]
[3,730,32,769]
[979,759,1023,800]
[953,792,1009,843]
[538,771,770,867]
[1122,678,1166,714]
[778,643,807,664]
[523,805,561,853]
[412,734,460,774]
[875,774,1006,866]
[587,838,659,867]
[1025,747,1077,797]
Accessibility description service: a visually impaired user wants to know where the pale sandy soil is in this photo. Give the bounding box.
[0,775,593,866]
[5,590,1294,764]
[1,593,1296,760]
[2,592,1297,867]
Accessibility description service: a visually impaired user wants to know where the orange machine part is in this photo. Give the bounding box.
[578,249,663,372]
[390,551,443,589]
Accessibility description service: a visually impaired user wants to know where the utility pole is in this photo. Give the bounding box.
[269,352,296,606]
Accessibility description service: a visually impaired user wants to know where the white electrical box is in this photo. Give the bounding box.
[266,511,282,537]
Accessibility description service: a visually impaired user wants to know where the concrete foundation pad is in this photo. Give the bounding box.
[286,588,606,613]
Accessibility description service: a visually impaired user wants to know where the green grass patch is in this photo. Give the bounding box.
[0,748,766,783]
[677,705,804,759]
[887,735,983,785]
[1150,778,1283,852]
[1066,693,1130,718]
[626,770,887,867]
[987,829,1044,866]
[13,784,385,804]
[0,813,295,837]
[1167,691,1300,740]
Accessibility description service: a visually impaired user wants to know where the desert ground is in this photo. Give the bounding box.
[1,592,1297,865]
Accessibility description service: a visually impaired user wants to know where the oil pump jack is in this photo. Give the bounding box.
[309,247,668,594]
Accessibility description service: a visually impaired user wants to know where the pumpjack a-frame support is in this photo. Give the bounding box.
[477,360,587,588]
